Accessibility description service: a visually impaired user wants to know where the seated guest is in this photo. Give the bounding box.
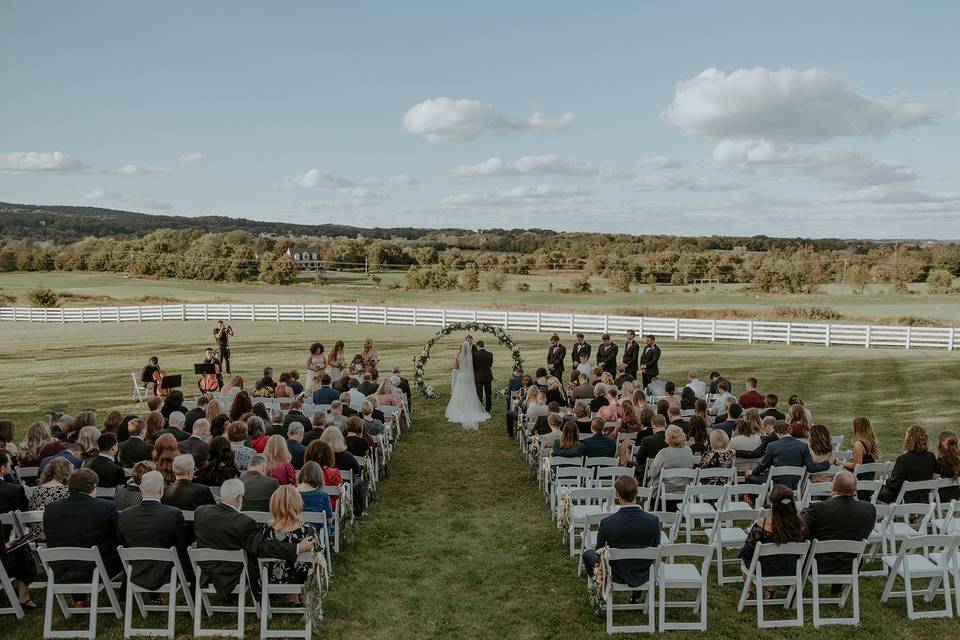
[161,391,188,423]
[229,390,253,422]
[597,389,624,422]
[680,386,698,411]
[532,401,562,436]
[842,416,880,474]
[38,442,84,474]
[697,429,736,483]
[77,426,101,460]
[319,428,365,517]
[297,461,334,537]
[648,426,697,501]
[878,425,937,503]
[759,394,785,421]
[267,410,286,437]
[210,414,229,439]
[357,372,379,397]
[262,486,320,592]
[0,451,36,609]
[247,416,269,453]
[788,404,811,440]
[581,418,617,459]
[240,455,280,512]
[359,401,386,437]
[157,411,190,442]
[117,470,191,591]
[538,414,564,452]
[746,420,831,489]
[553,421,586,459]
[684,371,707,399]
[163,453,216,511]
[193,479,312,598]
[50,414,77,442]
[18,421,65,468]
[667,405,688,435]
[282,399,312,432]
[807,424,836,483]
[345,417,370,459]
[311,374,339,406]
[589,384,608,414]
[935,431,960,502]
[714,403,742,436]
[179,418,211,467]
[222,375,244,397]
[195,436,241,487]
[570,373,595,401]
[708,371,731,395]
[572,402,593,434]
[28,457,72,541]
[43,468,122,585]
[729,413,764,475]
[788,395,813,423]
[227,420,257,471]
[581,476,660,587]
[264,434,297,485]
[288,370,305,396]
[390,365,413,410]
[152,433,179,484]
[685,415,709,455]
[739,485,807,579]
[304,441,343,510]
[375,379,398,406]
[254,367,278,396]
[303,414,328,448]
[800,471,875,586]
[544,377,566,406]
[635,415,669,477]
[184,395,209,434]
[114,461,156,511]
[287,424,306,468]
[274,372,295,399]
[663,381,681,411]
[614,365,634,389]
[119,418,153,468]
[85,433,125,488]
[739,377,765,410]
[346,379,366,408]
[710,381,736,417]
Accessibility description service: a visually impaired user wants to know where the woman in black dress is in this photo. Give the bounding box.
[878,425,937,504]
[739,484,807,590]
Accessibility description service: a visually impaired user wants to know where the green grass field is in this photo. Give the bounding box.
[1,320,960,639]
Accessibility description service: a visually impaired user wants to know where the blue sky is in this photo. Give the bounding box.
[2,2,958,237]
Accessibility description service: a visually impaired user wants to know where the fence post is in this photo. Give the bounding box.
[441,308,447,326]
[673,318,679,340]
[97,307,102,323]
[638,316,644,336]
[354,306,359,324]
[275,304,280,322]
[203,305,208,322]
[383,307,388,325]
[227,305,233,322]
[825,323,831,347]
[301,304,305,322]
[413,308,418,327]
[710,319,716,342]
[747,320,753,344]
[471,310,477,323]
[181,305,186,322]
[137,306,142,322]
[786,322,792,346]
[603,314,609,334]
[905,326,911,350]
[865,325,871,349]
[568,314,574,334]
[949,328,955,352]
[535,313,541,332]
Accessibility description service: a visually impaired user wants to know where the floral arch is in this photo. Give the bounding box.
[414,322,524,399]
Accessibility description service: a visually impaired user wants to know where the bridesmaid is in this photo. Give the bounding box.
[360,338,379,369]
[326,340,346,385]
[305,343,326,391]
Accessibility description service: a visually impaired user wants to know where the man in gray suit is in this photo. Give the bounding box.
[239,455,278,512]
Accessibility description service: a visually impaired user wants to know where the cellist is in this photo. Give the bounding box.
[198,347,223,393]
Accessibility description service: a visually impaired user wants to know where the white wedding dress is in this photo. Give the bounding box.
[444,341,491,430]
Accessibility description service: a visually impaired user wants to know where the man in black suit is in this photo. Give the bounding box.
[582,476,660,587]
[571,333,591,375]
[708,371,732,395]
[472,340,494,412]
[596,333,618,376]
[239,456,279,512]
[163,454,216,512]
[581,418,617,458]
[193,478,313,597]
[282,398,312,432]
[183,396,209,434]
[286,424,306,468]
[156,411,190,443]
[85,433,125,488]
[635,415,668,480]
[759,394,786,421]
[714,404,742,437]
[800,471,876,584]
[118,418,153,468]
[546,334,566,381]
[118,470,192,591]
[43,468,121,583]
[179,418,211,467]
[747,420,831,489]
[638,334,661,390]
[666,406,689,435]
[357,373,379,397]
[622,330,640,379]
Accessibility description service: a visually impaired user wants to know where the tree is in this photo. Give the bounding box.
[571,274,591,292]
[845,263,872,294]
[27,286,59,307]
[406,265,458,290]
[259,254,299,284]
[607,269,632,292]
[460,264,480,291]
[483,270,505,291]
[926,269,954,294]
[413,246,439,265]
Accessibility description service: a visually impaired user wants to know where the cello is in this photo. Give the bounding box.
[199,356,222,393]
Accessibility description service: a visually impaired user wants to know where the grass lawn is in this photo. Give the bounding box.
[1,320,959,638]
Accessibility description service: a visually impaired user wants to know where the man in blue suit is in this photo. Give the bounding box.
[311,374,340,405]
[580,418,616,458]
[582,476,660,587]
[746,420,830,489]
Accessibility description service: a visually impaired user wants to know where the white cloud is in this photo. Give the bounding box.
[84,188,172,211]
[710,139,918,188]
[440,184,591,208]
[451,154,600,177]
[116,163,171,175]
[403,97,574,142]
[623,174,687,191]
[664,67,949,142]
[177,152,207,163]
[302,188,388,211]
[387,174,419,186]
[289,169,419,189]
[0,151,90,173]
[687,178,745,192]
[637,156,682,170]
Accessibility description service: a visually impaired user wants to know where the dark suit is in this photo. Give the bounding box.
[582,506,661,586]
[878,451,937,504]
[596,342,618,376]
[473,348,494,411]
[179,436,210,467]
[0,480,34,585]
[622,340,640,379]
[283,411,312,432]
[118,437,153,468]
[760,408,785,421]
[239,471,279,512]
[395,375,412,410]
[183,407,205,434]
[639,343,661,388]
[287,439,306,468]
[162,478,215,534]
[801,495,876,574]
[572,341,591,367]
[193,503,297,597]
[358,381,379,396]
[43,493,121,582]
[581,433,617,458]
[311,386,339,406]
[0,480,28,540]
[302,428,326,447]
[156,427,189,443]
[85,455,126,488]
[635,431,668,476]
[547,344,567,379]
[747,436,831,489]
[118,499,191,590]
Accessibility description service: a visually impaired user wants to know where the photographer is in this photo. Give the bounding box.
[213,320,235,374]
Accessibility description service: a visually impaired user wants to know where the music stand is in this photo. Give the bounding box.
[160,374,182,390]
[194,364,217,375]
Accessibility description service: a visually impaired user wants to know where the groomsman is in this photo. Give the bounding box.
[622,330,640,379]
[571,333,591,374]
[639,334,661,389]
[547,334,567,380]
[596,334,618,376]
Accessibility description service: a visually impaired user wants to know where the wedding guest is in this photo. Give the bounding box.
[157,411,189,443]
[179,418,211,467]
[261,486,319,594]
[205,398,224,426]
[239,455,279,512]
[710,381,736,417]
[152,433,179,484]
[264,434,297,485]
[572,403,593,434]
[800,471,875,582]
[760,394,785,421]
[686,415,710,455]
[685,371,707,398]
[227,420,257,471]
[184,396,209,434]
[196,436,240,486]
[739,377,765,409]
[18,421,65,468]
[648,426,696,505]
[229,390,253,421]
[581,418,616,458]
[597,389,623,422]
[287,424,306,468]
[375,379,398,406]
[303,440,342,509]
[663,381,681,410]
[114,460,156,511]
[739,485,807,581]
[163,454,216,512]
[77,426,101,460]
[935,431,960,502]
[538,414,564,452]
[697,429,736,483]
[843,416,880,474]
[247,416,269,453]
[680,386,698,411]
[808,424,836,483]
[553,421,586,458]
[0,451,36,609]
[161,391,188,423]
[746,420,830,489]
[289,370,304,396]
[635,415,669,476]
[345,418,370,459]
[26,457,71,542]
[297,461,334,537]
[38,442,83,474]
[254,367,278,396]
[274,372,295,399]
[144,411,165,444]
[311,374,339,405]
[788,404,810,440]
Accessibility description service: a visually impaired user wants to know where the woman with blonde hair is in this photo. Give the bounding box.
[152,433,178,484]
[697,429,736,484]
[878,424,936,503]
[204,399,223,425]
[19,421,65,467]
[264,434,297,485]
[221,375,244,396]
[77,426,101,459]
[648,426,697,508]
[262,486,318,590]
[375,379,398,406]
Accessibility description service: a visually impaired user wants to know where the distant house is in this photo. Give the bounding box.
[286,247,323,270]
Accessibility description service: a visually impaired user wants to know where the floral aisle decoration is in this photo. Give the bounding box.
[414,322,524,399]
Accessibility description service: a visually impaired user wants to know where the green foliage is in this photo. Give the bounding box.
[406,265,458,290]
[926,268,954,293]
[27,286,59,307]
[412,246,439,265]
[258,254,299,284]
[460,264,480,291]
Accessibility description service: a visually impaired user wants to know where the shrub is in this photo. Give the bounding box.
[515,282,531,292]
[27,286,59,307]
[370,275,382,286]
[571,275,591,292]
[460,264,480,291]
[312,273,328,286]
[406,266,458,290]
[926,269,954,294]
[607,269,632,292]
[483,271,506,291]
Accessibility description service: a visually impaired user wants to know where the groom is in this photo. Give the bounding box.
[473,340,493,412]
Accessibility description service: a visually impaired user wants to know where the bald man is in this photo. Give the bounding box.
[800,471,875,579]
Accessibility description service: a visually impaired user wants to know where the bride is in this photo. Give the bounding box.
[445,340,491,430]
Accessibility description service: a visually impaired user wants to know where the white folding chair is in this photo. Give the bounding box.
[799,481,834,507]
[657,542,712,630]
[592,466,634,489]
[677,484,725,542]
[854,461,891,483]
[894,479,947,508]
[800,539,866,627]
[37,546,123,639]
[551,467,592,514]
[881,534,957,619]
[696,467,736,486]
[542,457,581,498]
[189,547,259,638]
[928,499,959,535]
[830,435,844,452]
[725,483,767,511]
[655,468,698,511]
[301,512,333,581]
[709,508,764,585]
[578,511,614,577]
[737,540,811,628]
[566,488,615,556]
[584,456,618,469]
[94,487,117,499]
[765,465,806,495]
[0,559,24,619]
[881,503,933,557]
[605,547,661,634]
[17,466,40,485]
[258,551,319,639]
[131,372,147,403]
[648,511,681,544]
[117,546,194,639]
[856,479,883,504]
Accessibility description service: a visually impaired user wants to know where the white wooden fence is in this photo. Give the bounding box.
[0,303,957,351]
